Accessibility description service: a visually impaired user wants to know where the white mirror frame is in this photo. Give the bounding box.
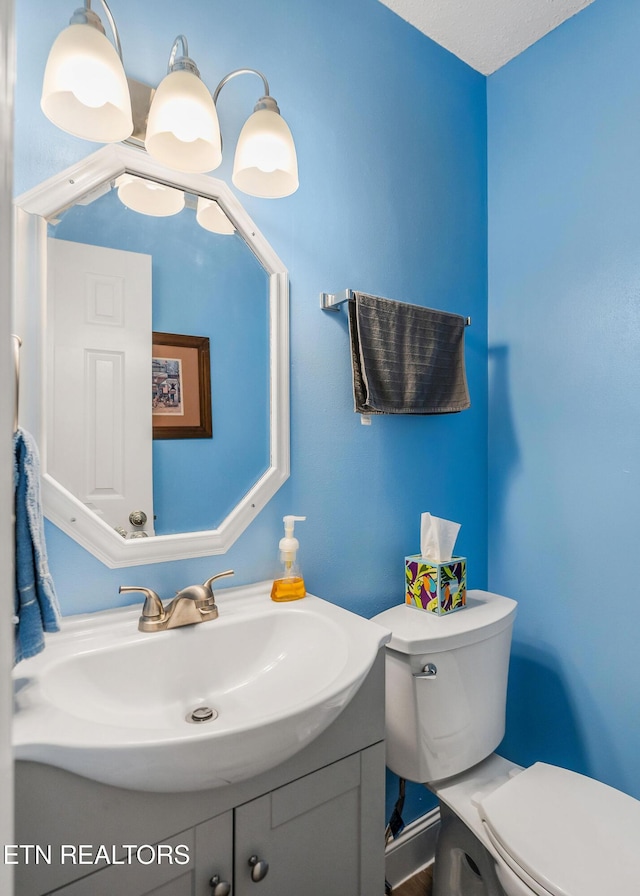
[14,145,290,568]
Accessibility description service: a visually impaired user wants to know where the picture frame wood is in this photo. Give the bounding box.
[152,332,212,439]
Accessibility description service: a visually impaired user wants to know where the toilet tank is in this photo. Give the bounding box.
[373,590,517,784]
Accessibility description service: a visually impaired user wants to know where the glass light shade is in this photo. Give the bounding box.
[232,108,298,198]
[116,175,185,217]
[41,23,133,143]
[145,70,222,173]
[196,197,235,234]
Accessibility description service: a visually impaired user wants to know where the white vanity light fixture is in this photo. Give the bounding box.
[231,97,299,198]
[42,4,299,197]
[214,70,299,198]
[40,0,133,143]
[116,174,185,217]
[196,196,235,234]
[144,35,222,175]
[147,52,298,196]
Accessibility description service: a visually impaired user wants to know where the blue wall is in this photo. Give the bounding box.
[15,0,488,618]
[488,0,640,800]
[16,0,488,826]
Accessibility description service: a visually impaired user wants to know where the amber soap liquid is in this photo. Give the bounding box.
[271,576,306,601]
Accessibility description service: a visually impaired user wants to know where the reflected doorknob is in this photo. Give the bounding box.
[129,509,148,527]
[248,854,269,881]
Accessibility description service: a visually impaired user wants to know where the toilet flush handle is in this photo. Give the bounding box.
[414,663,437,678]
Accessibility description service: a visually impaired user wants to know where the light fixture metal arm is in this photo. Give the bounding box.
[70,0,124,61]
[169,35,189,69]
[167,35,200,76]
[96,0,123,61]
[213,68,272,106]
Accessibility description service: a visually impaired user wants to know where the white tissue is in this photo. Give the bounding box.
[420,512,461,562]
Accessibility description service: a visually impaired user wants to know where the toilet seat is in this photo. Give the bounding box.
[478,762,640,896]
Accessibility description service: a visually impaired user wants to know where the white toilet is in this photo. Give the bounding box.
[373,590,640,896]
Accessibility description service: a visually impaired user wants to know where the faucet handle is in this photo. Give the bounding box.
[203,570,234,592]
[119,586,164,620]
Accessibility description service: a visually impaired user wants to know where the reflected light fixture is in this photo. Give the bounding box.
[41,0,133,143]
[42,4,299,198]
[196,197,235,234]
[116,174,185,216]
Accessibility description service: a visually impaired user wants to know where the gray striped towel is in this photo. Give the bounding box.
[348,293,470,414]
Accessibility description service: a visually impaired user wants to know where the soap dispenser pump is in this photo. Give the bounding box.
[271,515,306,602]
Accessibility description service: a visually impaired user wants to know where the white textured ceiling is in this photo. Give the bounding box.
[377,0,596,74]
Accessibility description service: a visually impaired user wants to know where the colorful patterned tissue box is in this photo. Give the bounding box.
[405,555,467,615]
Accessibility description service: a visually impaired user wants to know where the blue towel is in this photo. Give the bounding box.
[14,428,60,665]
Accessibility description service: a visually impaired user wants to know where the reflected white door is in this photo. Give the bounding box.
[47,238,154,536]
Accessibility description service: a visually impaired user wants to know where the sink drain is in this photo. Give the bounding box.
[186,706,218,724]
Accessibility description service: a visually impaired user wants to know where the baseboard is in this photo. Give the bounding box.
[384,807,441,889]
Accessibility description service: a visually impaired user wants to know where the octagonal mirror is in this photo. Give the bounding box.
[14,145,289,567]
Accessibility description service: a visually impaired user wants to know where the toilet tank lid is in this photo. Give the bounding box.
[478,762,640,896]
[372,590,517,654]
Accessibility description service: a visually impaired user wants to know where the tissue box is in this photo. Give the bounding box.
[405,555,467,615]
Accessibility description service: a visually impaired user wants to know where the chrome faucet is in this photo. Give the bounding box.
[120,570,234,632]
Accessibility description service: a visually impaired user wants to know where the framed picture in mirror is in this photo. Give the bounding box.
[152,332,212,439]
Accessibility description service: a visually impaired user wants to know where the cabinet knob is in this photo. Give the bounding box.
[248,854,269,882]
[210,874,231,896]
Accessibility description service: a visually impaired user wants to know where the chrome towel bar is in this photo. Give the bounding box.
[320,290,471,325]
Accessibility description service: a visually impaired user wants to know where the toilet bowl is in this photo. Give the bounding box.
[373,591,640,896]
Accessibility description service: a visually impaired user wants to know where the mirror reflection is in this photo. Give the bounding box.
[46,173,271,537]
[15,146,290,567]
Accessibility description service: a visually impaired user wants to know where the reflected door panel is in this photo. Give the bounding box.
[47,238,155,535]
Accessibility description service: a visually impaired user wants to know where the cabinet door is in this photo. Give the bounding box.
[194,812,234,896]
[44,833,194,896]
[47,813,233,896]
[49,869,193,896]
[234,744,385,896]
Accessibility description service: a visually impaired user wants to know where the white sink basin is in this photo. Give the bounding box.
[13,582,390,792]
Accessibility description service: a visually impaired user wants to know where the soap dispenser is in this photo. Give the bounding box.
[271,515,306,602]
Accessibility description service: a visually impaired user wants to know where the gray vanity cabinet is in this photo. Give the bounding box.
[44,815,233,895]
[234,747,383,895]
[41,748,382,896]
[16,652,386,896]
